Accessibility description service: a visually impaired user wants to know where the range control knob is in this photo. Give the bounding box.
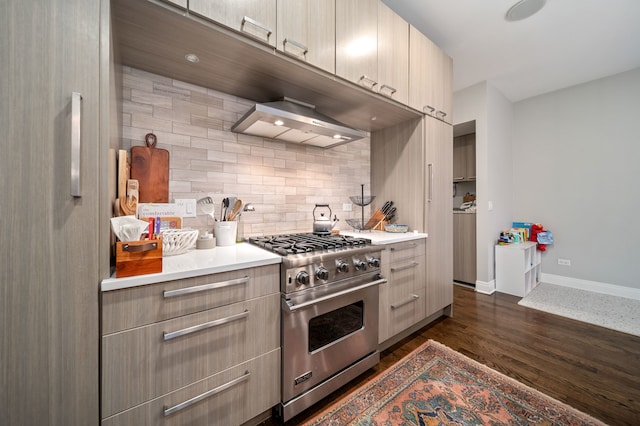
[336,260,349,273]
[353,258,367,271]
[367,256,381,268]
[316,266,329,281]
[296,271,310,286]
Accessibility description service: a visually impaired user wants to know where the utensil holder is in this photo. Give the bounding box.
[214,221,237,246]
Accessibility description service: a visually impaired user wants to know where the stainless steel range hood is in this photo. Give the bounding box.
[231,98,368,148]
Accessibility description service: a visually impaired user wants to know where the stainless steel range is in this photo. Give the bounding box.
[249,233,386,421]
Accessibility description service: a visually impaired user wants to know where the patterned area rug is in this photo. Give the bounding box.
[303,340,606,425]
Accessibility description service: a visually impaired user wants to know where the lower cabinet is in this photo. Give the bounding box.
[101,265,280,426]
[378,239,427,343]
[453,212,476,285]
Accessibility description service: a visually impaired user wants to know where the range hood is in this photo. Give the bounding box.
[231,98,368,148]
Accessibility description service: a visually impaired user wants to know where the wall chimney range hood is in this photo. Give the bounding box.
[231,98,368,148]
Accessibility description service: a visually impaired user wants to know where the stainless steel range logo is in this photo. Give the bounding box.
[294,371,312,386]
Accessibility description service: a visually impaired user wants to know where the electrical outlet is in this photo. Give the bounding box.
[343,203,353,212]
[558,258,571,266]
[175,198,197,218]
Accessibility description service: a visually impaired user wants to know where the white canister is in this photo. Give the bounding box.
[214,221,237,246]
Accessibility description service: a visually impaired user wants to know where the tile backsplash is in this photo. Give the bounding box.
[121,66,372,237]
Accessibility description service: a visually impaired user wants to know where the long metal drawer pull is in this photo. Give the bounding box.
[71,92,82,197]
[283,38,308,56]
[390,243,417,252]
[359,75,378,89]
[379,84,397,96]
[390,262,419,273]
[391,294,420,309]
[163,310,249,341]
[163,370,251,416]
[163,276,249,298]
[428,163,434,202]
[285,277,387,312]
[241,16,272,38]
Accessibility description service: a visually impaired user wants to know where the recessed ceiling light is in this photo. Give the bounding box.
[274,120,284,126]
[505,0,546,22]
[184,53,200,63]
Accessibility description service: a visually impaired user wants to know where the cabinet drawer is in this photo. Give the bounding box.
[379,285,426,342]
[102,293,280,417]
[102,265,279,334]
[102,349,280,426]
[387,240,425,263]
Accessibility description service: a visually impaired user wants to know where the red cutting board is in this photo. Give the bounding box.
[130,133,169,203]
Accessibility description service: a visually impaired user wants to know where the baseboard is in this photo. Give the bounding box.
[540,273,640,301]
[475,279,495,295]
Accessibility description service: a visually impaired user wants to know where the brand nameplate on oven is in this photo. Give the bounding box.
[294,371,312,385]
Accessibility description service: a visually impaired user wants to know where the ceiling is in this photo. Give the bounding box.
[383,0,640,102]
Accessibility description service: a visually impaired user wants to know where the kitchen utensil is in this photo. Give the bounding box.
[221,197,229,221]
[130,133,170,203]
[381,201,393,215]
[313,204,339,235]
[227,199,243,221]
[197,196,216,222]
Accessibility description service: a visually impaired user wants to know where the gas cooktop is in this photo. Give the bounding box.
[249,233,370,256]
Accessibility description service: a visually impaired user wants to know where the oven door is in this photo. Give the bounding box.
[281,272,386,403]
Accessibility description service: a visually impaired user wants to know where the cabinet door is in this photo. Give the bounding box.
[189,0,277,47]
[453,133,476,181]
[336,0,378,90]
[277,0,335,73]
[453,213,477,284]
[424,116,453,316]
[409,26,453,123]
[1,1,101,424]
[377,2,409,104]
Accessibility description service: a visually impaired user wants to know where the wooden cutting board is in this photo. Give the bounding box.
[131,133,169,203]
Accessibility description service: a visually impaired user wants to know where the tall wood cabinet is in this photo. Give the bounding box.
[1,0,107,424]
[276,0,335,73]
[424,116,454,315]
[453,133,476,181]
[371,116,453,321]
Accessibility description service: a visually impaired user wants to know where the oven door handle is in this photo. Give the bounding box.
[283,276,387,312]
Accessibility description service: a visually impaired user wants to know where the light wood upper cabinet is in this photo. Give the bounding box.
[377,2,409,104]
[189,0,277,47]
[336,0,379,90]
[276,0,335,73]
[409,25,453,124]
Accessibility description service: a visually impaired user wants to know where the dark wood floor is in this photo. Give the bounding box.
[264,284,640,425]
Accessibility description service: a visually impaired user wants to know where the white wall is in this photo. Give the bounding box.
[453,82,514,291]
[513,68,640,290]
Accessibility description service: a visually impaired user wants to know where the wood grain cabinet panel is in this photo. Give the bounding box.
[102,292,280,418]
[102,265,278,334]
[409,26,453,123]
[102,349,280,426]
[379,240,427,343]
[276,0,335,73]
[336,0,378,90]
[453,213,477,285]
[425,116,453,316]
[189,0,277,47]
[377,2,409,104]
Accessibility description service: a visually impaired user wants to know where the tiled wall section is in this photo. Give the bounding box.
[121,66,372,237]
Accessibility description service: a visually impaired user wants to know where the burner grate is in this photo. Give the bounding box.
[249,233,370,255]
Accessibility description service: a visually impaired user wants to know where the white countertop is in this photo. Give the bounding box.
[101,243,282,292]
[341,230,428,244]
